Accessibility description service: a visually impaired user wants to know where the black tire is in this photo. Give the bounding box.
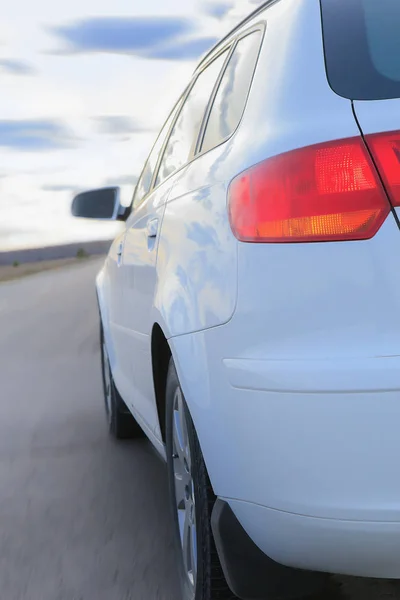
[166,358,234,600]
[100,323,143,440]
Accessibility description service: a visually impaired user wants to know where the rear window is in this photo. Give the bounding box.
[200,30,262,154]
[321,0,400,100]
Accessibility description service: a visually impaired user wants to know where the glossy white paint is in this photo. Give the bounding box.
[226,499,400,578]
[116,177,174,430]
[95,0,400,579]
[96,260,167,459]
[354,98,400,136]
[156,152,238,338]
[354,98,400,225]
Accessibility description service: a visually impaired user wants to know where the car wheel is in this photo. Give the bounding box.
[100,323,143,440]
[166,358,233,600]
[166,358,330,600]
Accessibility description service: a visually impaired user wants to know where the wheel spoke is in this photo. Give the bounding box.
[173,409,185,462]
[190,515,197,585]
[182,504,191,573]
[177,508,186,545]
[185,437,192,474]
[176,388,193,475]
[174,472,186,508]
[177,390,186,440]
[177,390,189,459]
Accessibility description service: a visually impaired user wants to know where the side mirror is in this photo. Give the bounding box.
[71,187,130,221]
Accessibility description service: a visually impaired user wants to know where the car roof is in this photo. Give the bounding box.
[195,0,278,72]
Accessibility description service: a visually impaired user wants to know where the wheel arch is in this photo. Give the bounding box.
[150,315,216,492]
[151,322,172,443]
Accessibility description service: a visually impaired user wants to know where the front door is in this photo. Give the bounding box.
[119,179,174,429]
[114,102,182,428]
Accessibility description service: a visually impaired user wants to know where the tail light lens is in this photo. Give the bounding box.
[228,137,390,243]
[365,131,400,207]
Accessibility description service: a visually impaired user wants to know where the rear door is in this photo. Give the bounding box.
[321,0,400,215]
[119,48,230,432]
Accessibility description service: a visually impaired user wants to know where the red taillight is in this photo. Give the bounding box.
[365,131,400,207]
[228,137,390,243]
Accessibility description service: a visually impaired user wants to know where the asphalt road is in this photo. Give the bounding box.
[0,259,180,600]
[1,258,400,600]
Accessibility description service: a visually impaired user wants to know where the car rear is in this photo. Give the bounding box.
[174,0,400,582]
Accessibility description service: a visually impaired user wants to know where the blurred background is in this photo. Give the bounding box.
[0,0,262,251]
[3,3,400,599]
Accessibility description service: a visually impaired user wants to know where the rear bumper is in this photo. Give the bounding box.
[223,354,400,395]
[219,366,400,578]
[225,498,400,579]
[172,332,400,578]
[211,499,326,600]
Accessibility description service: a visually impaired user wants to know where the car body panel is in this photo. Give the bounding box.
[170,215,400,513]
[94,0,400,579]
[354,98,400,222]
[155,147,238,339]
[97,235,125,378]
[226,499,400,578]
[114,177,175,432]
[354,99,400,138]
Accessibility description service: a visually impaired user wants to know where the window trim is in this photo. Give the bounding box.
[151,44,233,191]
[133,21,265,210]
[197,0,279,70]
[195,23,265,158]
[130,93,186,211]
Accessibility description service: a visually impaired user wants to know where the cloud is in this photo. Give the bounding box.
[104,174,138,187]
[146,37,218,60]
[50,17,193,54]
[203,2,234,19]
[42,184,79,192]
[207,0,265,27]
[49,17,216,61]
[0,58,36,75]
[0,120,78,151]
[93,116,154,135]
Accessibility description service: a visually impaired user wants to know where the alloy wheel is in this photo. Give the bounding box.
[172,386,197,593]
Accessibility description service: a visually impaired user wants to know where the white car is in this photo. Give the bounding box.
[72,0,400,598]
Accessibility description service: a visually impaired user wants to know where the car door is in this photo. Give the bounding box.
[114,101,183,421]
[119,48,231,434]
[103,228,127,382]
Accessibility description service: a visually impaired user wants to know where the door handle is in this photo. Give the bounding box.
[147,219,159,239]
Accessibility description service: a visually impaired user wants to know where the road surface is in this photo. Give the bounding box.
[0,259,180,600]
[1,258,400,600]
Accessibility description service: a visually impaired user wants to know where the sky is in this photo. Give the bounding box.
[0,0,262,250]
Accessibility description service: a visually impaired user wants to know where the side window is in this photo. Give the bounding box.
[201,31,262,154]
[155,50,229,187]
[132,100,182,209]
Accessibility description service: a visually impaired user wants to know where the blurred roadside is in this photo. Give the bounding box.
[0,239,110,282]
[0,255,103,283]
[0,239,112,265]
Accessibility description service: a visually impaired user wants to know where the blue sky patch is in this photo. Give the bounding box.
[0,59,36,75]
[93,116,155,135]
[51,17,194,55]
[145,36,218,60]
[0,120,77,151]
